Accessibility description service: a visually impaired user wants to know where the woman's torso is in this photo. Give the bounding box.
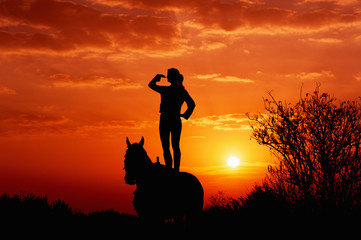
[159,86,186,119]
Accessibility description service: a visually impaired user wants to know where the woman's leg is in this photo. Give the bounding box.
[171,118,182,171]
[159,117,172,168]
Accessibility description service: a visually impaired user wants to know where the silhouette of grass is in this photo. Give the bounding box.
[0,193,139,237]
[202,184,361,236]
[1,187,361,237]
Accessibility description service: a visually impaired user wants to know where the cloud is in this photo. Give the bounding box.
[0,85,16,95]
[280,70,335,80]
[47,74,142,89]
[298,0,360,7]
[79,120,152,131]
[213,76,255,83]
[73,120,154,138]
[96,0,361,32]
[0,110,153,138]
[91,0,126,7]
[193,74,255,83]
[0,112,72,137]
[188,113,251,131]
[1,0,360,57]
[182,161,269,176]
[354,73,361,82]
[299,37,343,44]
[193,74,221,80]
[199,41,227,51]
[0,0,179,53]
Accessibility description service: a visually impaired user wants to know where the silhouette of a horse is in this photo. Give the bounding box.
[124,137,204,227]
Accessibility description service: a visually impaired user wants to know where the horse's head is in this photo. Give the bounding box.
[124,137,152,185]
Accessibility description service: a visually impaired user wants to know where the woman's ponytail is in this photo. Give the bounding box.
[178,74,184,87]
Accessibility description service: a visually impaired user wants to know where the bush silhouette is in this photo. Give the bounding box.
[0,193,139,237]
[248,86,361,210]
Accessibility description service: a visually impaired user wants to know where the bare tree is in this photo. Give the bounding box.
[248,86,361,208]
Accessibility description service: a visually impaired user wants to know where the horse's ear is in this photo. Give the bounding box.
[139,136,144,147]
[126,137,131,148]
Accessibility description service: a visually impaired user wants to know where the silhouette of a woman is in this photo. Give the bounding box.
[149,68,195,171]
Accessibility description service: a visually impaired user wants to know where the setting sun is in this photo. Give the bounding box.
[227,156,240,168]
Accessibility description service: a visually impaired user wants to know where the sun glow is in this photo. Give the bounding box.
[227,156,240,168]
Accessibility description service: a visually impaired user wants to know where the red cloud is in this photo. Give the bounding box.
[193,1,360,30]
[0,0,179,52]
[98,0,361,31]
[0,110,152,138]
[291,9,358,27]
[1,0,360,53]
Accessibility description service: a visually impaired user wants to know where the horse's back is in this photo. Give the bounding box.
[178,171,204,212]
[152,165,204,210]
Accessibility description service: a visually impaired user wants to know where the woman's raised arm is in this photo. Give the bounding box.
[148,74,166,93]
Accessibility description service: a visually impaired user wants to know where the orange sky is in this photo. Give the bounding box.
[1,0,361,214]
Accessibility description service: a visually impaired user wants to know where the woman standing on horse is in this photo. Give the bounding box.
[149,68,195,172]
